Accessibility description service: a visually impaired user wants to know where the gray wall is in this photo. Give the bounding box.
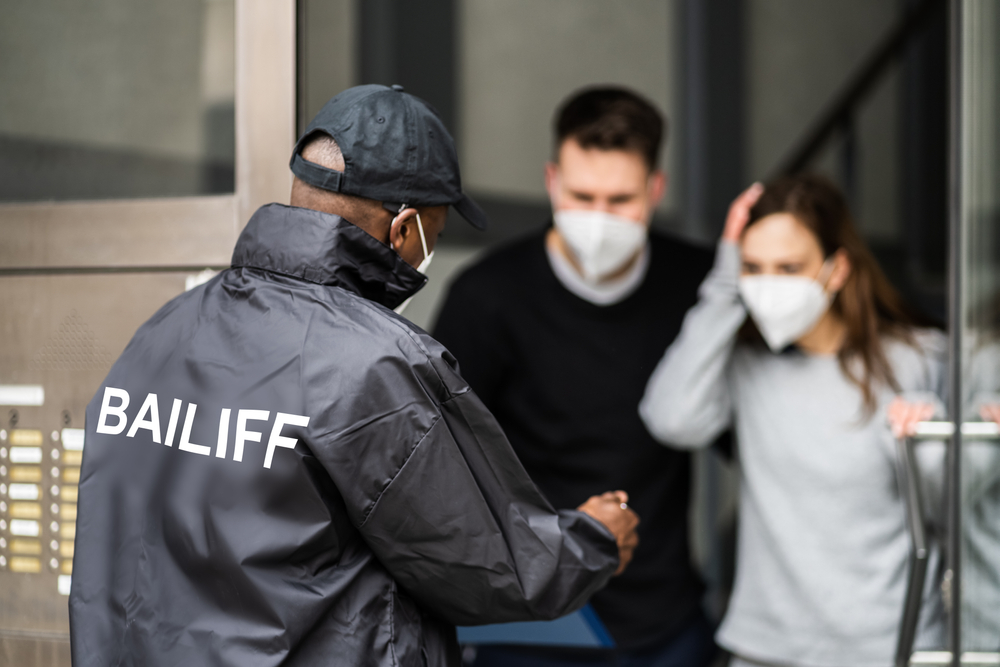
[457,0,683,218]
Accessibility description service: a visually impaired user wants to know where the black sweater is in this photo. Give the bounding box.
[433,226,716,649]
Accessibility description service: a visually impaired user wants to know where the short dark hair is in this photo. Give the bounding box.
[554,87,665,171]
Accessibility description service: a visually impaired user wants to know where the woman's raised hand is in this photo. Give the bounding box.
[722,182,765,243]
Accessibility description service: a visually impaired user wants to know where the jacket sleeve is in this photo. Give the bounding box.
[639,241,746,448]
[356,380,619,626]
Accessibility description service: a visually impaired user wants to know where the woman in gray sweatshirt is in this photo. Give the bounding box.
[640,174,945,667]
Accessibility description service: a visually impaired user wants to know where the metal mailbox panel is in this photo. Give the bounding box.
[0,271,190,659]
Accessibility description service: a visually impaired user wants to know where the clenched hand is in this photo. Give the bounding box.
[578,491,640,576]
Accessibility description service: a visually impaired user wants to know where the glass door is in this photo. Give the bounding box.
[957,0,1000,661]
[899,2,999,666]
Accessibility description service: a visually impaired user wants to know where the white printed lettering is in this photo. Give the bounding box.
[126,393,161,443]
[95,387,130,435]
[90,391,306,473]
[178,403,211,456]
[215,408,231,459]
[264,413,310,469]
[163,398,183,447]
[234,410,270,462]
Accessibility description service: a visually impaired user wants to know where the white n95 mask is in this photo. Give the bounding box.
[553,209,647,283]
[738,260,835,352]
[393,212,434,316]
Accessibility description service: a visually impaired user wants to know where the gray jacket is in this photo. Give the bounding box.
[69,203,618,667]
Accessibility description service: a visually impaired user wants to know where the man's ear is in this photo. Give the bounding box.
[388,208,419,252]
[648,170,667,207]
[544,162,560,206]
[828,248,852,293]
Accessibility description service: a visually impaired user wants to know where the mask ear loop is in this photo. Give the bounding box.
[817,255,837,292]
[415,212,429,261]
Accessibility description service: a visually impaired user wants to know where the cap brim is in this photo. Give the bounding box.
[452,193,489,230]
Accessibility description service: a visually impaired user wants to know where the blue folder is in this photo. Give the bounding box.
[456,604,614,648]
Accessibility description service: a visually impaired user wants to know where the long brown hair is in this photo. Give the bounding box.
[742,173,929,415]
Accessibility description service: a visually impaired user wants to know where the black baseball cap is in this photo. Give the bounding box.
[290,84,488,230]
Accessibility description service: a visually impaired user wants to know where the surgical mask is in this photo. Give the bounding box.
[738,259,835,352]
[393,211,434,315]
[553,209,648,283]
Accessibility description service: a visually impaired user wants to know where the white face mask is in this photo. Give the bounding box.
[738,259,835,352]
[553,209,647,283]
[393,211,434,315]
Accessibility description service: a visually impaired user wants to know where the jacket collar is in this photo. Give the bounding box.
[231,203,428,310]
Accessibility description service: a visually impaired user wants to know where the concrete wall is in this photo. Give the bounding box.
[457,0,682,217]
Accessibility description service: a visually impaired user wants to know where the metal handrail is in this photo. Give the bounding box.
[910,651,1000,666]
[911,421,1000,440]
[897,421,1000,667]
[897,433,932,667]
[773,0,945,177]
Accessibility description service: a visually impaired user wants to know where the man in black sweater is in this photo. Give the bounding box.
[433,88,717,667]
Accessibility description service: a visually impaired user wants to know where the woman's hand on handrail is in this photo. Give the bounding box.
[887,397,937,439]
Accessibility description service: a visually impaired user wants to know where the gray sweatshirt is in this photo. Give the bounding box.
[639,241,946,667]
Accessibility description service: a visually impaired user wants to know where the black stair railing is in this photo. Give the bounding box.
[771,0,946,180]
